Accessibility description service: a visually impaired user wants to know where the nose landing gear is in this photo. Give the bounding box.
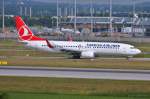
[126,56,133,61]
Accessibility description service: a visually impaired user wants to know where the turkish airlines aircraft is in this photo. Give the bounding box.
[15,16,141,58]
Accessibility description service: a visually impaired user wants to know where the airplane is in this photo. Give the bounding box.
[14,16,141,59]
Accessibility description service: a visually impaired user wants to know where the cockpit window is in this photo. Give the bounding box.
[130,47,136,49]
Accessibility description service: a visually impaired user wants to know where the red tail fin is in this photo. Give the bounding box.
[15,16,44,41]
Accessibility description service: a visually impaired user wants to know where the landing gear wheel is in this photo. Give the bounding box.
[72,55,80,59]
[126,56,132,61]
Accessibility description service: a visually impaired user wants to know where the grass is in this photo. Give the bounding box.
[0,40,25,50]
[135,54,150,58]
[2,57,150,70]
[0,76,150,95]
[138,47,150,52]
[132,43,150,52]
[1,92,150,99]
[0,77,150,99]
[0,50,68,57]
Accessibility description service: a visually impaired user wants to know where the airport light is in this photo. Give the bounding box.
[56,0,59,29]
[132,0,136,34]
[25,7,27,16]
[19,1,24,16]
[28,0,32,18]
[74,0,77,33]
[133,0,135,16]
[65,7,68,16]
[29,7,32,18]
[90,0,93,33]
[109,0,113,36]
[2,0,5,33]
[20,6,23,16]
[71,7,74,16]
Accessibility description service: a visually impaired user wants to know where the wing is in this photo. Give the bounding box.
[60,48,81,55]
[45,40,81,55]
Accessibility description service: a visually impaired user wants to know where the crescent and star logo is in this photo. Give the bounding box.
[18,26,33,40]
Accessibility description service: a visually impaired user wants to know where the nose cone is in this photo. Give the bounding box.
[129,48,141,55]
[136,49,141,54]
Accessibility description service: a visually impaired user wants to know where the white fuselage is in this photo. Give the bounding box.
[24,40,141,58]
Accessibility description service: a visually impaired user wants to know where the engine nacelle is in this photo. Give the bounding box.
[81,51,95,58]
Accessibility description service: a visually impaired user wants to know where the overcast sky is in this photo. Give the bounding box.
[32,0,150,5]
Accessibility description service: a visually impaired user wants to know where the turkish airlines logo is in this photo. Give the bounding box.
[18,26,33,40]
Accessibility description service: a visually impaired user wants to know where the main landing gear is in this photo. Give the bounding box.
[72,54,81,59]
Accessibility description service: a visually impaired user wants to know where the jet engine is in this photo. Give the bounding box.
[81,51,95,58]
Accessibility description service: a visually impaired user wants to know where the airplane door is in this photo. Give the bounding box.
[78,44,82,50]
[122,47,128,54]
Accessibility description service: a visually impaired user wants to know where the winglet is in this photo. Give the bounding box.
[46,39,54,48]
